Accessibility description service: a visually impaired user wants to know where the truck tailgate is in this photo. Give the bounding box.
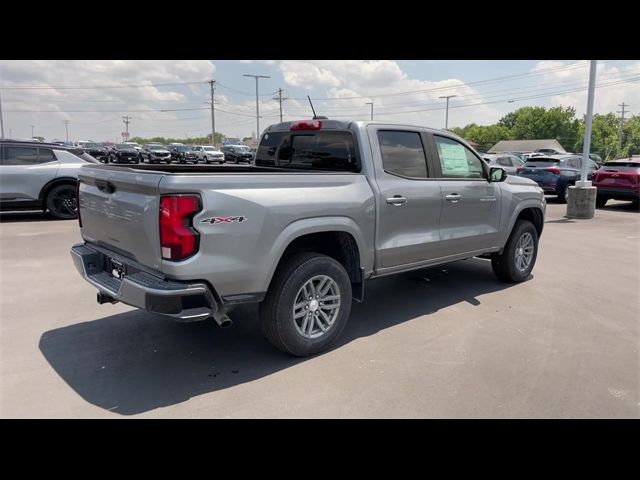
[78,165,164,269]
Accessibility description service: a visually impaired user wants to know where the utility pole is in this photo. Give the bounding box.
[122,115,131,142]
[209,80,216,146]
[30,125,34,138]
[365,101,374,120]
[617,102,630,152]
[243,74,271,138]
[273,88,288,122]
[0,88,5,139]
[439,95,457,130]
[63,120,70,142]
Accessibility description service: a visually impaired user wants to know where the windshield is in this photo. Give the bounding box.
[176,146,190,152]
[148,144,164,150]
[236,146,250,152]
[115,144,135,149]
[524,159,560,167]
[204,147,216,151]
[85,143,102,148]
[602,162,640,171]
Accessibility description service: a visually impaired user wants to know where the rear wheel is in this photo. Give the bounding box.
[558,183,570,203]
[491,219,538,282]
[259,252,352,357]
[595,197,608,208]
[46,184,78,220]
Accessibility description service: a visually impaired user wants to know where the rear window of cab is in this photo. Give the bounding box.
[255,130,359,172]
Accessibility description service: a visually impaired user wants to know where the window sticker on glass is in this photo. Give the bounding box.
[439,143,469,175]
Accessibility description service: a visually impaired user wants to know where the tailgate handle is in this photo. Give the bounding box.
[95,180,116,194]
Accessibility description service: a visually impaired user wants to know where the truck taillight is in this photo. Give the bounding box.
[290,119,322,131]
[516,167,524,174]
[544,167,561,175]
[160,195,201,261]
[77,181,82,228]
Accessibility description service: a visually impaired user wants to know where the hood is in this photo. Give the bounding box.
[116,148,138,154]
[151,149,170,154]
[505,174,538,187]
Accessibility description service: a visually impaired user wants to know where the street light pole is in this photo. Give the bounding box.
[63,120,70,142]
[578,60,598,187]
[243,74,270,138]
[31,125,34,138]
[439,95,457,130]
[366,102,374,120]
[566,60,598,220]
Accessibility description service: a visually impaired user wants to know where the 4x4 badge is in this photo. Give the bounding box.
[201,216,247,224]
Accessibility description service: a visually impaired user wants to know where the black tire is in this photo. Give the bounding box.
[46,184,78,220]
[203,156,208,163]
[557,183,570,203]
[595,197,608,208]
[491,219,539,283]
[259,252,352,357]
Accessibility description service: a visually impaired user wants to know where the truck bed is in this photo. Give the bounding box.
[87,163,358,175]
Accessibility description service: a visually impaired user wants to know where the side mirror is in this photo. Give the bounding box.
[489,167,507,182]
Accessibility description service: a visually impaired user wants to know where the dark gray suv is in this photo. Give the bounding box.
[0,139,99,219]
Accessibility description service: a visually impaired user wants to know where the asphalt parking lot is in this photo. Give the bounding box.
[0,199,638,418]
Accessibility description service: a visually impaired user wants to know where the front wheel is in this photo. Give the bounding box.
[259,252,352,357]
[46,184,78,220]
[491,219,539,282]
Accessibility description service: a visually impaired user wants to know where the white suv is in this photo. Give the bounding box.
[192,145,225,164]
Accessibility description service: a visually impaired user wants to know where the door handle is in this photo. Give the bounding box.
[386,195,407,206]
[445,193,462,203]
[95,180,116,194]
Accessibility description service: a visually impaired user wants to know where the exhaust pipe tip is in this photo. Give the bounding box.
[212,311,233,328]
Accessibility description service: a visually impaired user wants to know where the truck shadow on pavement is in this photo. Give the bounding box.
[39,258,514,415]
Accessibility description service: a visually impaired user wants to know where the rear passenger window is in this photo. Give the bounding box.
[38,148,56,163]
[378,130,428,178]
[2,146,39,165]
[434,136,485,179]
[497,156,512,167]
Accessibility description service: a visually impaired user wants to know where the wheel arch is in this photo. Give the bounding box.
[39,176,78,203]
[264,218,369,302]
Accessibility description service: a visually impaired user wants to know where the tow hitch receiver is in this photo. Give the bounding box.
[97,291,119,305]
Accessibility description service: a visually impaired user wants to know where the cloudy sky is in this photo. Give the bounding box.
[1,60,639,142]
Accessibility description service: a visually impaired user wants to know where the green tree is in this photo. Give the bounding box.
[510,106,580,149]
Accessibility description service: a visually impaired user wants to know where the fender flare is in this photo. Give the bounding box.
[262,216,369,292]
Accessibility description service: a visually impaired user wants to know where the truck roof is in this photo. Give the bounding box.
[262,119,469,145]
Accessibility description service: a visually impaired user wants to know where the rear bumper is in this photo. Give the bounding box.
[70,243,221,322]
[595,187,639,200]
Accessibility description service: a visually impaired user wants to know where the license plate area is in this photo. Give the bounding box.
[108,257,127,280]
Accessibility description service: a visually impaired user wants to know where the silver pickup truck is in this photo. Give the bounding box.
[71,119,546,356]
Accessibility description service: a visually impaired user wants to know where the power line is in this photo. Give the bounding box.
[286,61,597,101]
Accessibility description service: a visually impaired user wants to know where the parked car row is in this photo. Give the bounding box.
[81,142,246,165]
[503,153,639,207]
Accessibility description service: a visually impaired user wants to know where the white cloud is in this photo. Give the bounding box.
[530,60,640,116]
[279,60,502,128]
